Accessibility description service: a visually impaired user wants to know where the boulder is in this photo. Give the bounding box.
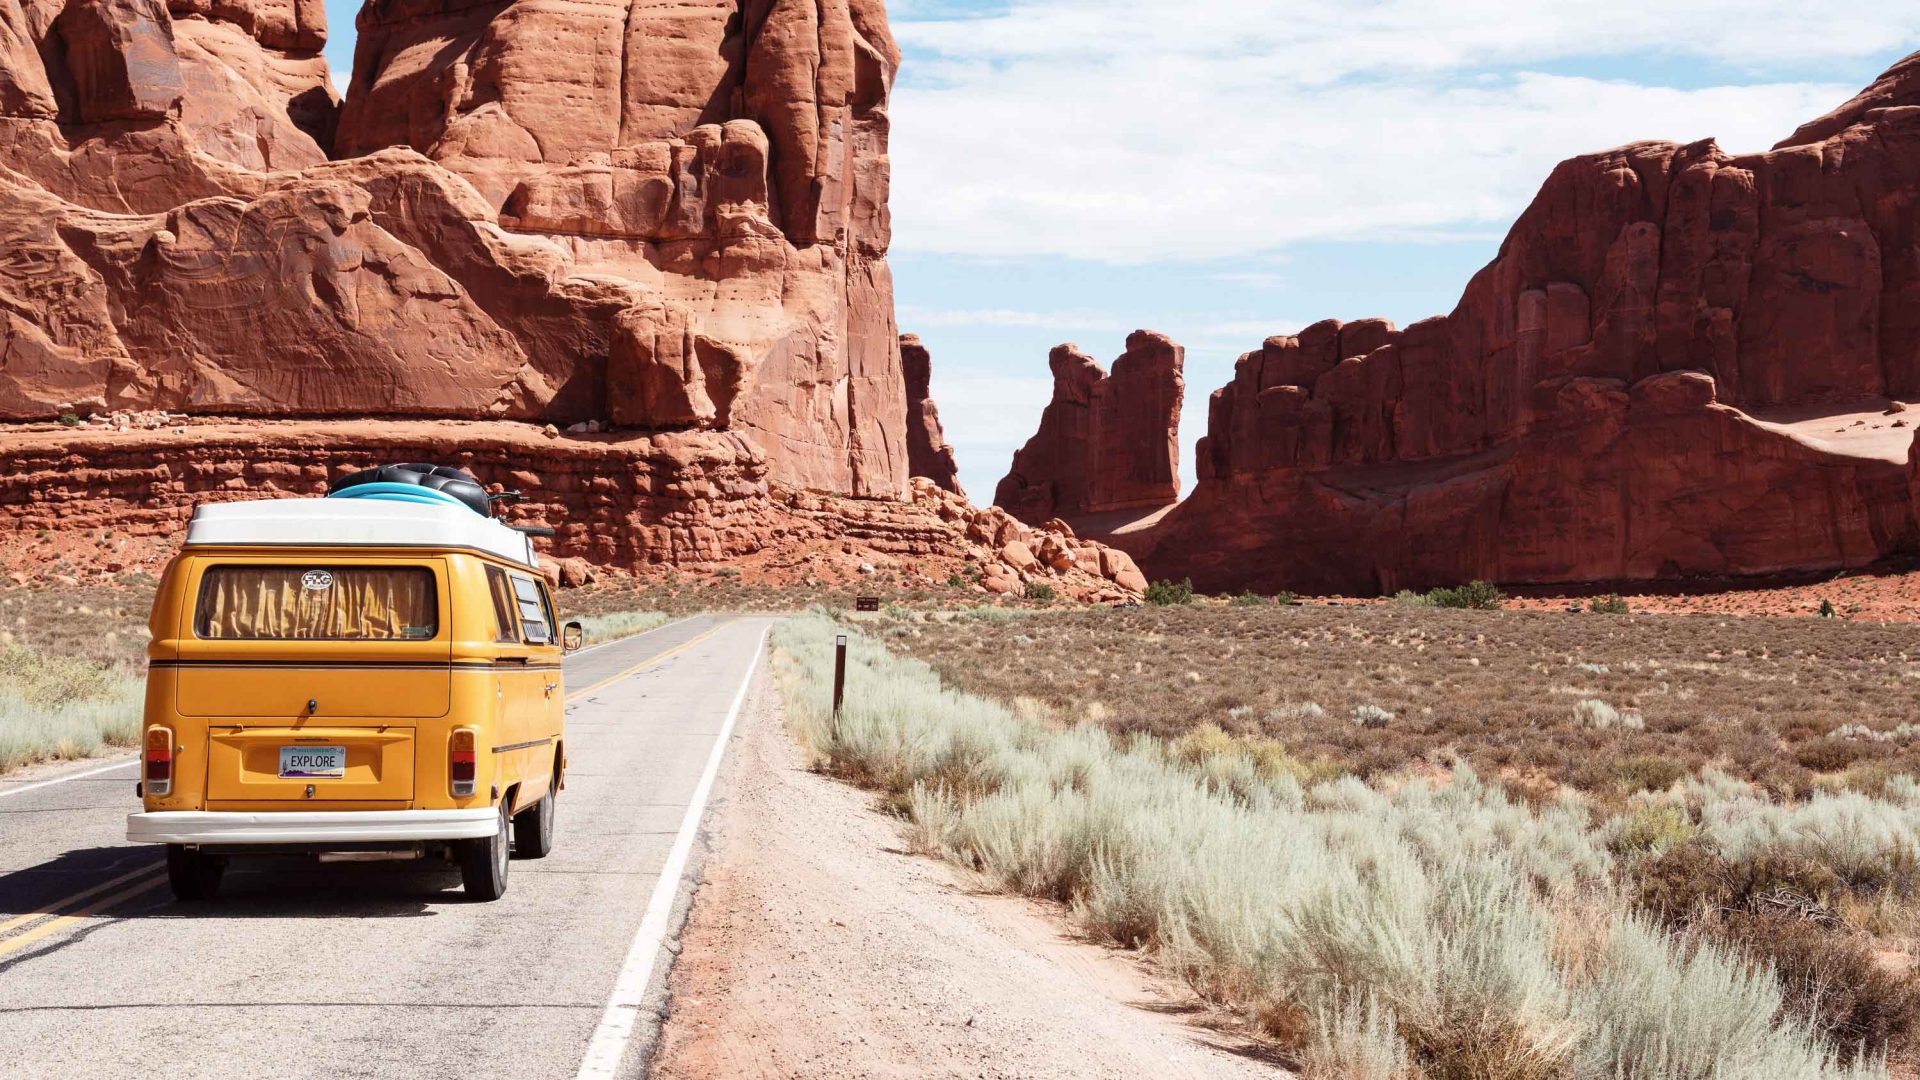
[999,540,1038,572]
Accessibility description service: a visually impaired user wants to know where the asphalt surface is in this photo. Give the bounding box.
[0,614,772,1080]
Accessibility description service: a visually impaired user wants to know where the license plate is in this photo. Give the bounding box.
[279,745,346,779]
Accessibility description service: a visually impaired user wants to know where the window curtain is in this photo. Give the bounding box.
[197,568,438,640]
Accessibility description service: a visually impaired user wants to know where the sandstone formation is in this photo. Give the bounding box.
[899,334,963,496]
[1139,53,1920,594]
[0,0,909,498]
[0,418,1148,600]
[994,330,1183,524]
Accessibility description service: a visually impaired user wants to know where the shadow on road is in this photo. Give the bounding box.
[0,845,469,922]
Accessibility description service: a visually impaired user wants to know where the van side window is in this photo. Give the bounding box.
[485,566,519,644]
[509,573,551,645]
[536,580,559,641]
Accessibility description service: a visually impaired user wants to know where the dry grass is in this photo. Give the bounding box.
[871,603,1920,806]
[775,612,1905,1078]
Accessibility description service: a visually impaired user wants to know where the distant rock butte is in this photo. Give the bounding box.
[900,334,964,497]
[0,0,1142,595]
[995,330,1184,524]
[1001,52,1920,594]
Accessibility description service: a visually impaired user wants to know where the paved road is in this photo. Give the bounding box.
[0,614,772,1080]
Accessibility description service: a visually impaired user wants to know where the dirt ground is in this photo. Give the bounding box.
[650,680,1285,1079]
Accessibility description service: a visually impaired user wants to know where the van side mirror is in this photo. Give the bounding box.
[562,621,584,653]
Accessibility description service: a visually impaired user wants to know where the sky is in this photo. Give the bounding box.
[320,2,1920,501]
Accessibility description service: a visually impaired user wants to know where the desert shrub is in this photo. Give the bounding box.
[1616,755,1688,793]
[1715,914,1920,1063]
[1795,737,1871,773]
[1819,598,1838,618]
[1424,581,1504,610]
[1577,915,1877,1080]
[771,615,1887,1078]
[0,647,144,772]
[1268,701,1327,723]
[1144,578,1194,606]
[1392,589,1434,607]
[1590,594,1631,614]
[1610,802,1701,855]
[568,610,669,645]
[1229,590,1268,606]
[57,412,79,426]
[1353,704,1394,729]
[1025,580,1056,602]
[946,573,967,589]
[1573,699,1644,731]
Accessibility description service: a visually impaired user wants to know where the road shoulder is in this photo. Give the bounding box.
[649,677,1285,1079]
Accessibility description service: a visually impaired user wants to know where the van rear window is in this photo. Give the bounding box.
[195,566,440,641]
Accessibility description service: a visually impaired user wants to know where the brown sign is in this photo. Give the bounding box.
[855,596,881,612]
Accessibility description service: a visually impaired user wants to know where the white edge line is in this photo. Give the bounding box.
[574,621,770,1080]
[0,757,140,800]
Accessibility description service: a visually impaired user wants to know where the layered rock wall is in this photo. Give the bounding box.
[0,419,1146,598]
[1138,55,1920,594]
[994,330,1183,523]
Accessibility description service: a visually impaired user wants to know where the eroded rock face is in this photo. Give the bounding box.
[899,334,962,496]
[0,420,1145,598]
[330,0,907,495]
[1147,54,1920,594]
[0,0,911,500]
[994,329,1184,524]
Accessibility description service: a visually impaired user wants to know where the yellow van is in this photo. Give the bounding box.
[126,466,582,902]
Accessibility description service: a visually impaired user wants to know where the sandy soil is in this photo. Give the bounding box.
[650,684,1286,1080]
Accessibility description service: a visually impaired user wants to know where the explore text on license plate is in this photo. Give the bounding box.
[279,745,346,779]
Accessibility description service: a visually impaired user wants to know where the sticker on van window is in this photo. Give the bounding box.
[402,626,432,639]
[301,570,335,591]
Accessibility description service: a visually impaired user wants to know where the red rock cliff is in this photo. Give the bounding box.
[1145,53,1920,594]
[994,329,1183,524]
[0,0,909,498]
[899,334,963,496]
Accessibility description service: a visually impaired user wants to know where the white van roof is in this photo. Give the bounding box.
[185,499,541,568]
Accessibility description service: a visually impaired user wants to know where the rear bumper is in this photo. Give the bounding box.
[127,808,498,846]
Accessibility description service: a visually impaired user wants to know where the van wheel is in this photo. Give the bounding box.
[513,783,556,860]
[459,802,511,901]
[166,845,225,902]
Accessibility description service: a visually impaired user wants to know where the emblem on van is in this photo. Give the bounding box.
[301,570,335,591]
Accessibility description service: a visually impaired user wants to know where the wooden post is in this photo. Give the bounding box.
[832,634,848,718]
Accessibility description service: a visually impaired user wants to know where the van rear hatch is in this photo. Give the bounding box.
[207,725,417,802]
[172,560,452,720]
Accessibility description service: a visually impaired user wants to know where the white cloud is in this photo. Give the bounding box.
[897,305,1138,330]
[888,0,1917,263]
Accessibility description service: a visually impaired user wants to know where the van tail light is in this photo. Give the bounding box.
[450,728,478,798]
[144,727,174,797]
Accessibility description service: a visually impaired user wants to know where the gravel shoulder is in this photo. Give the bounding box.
[650,681,1287,1080]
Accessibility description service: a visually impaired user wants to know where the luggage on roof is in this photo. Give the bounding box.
[328,463,491,517]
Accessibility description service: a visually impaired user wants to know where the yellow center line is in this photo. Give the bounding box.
[0,872,167,960]
[0,862,162,938]
[565,620,732,703]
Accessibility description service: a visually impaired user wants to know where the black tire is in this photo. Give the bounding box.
[459,801,512,901]
[166,845,225,902]
[513,782,556,860]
